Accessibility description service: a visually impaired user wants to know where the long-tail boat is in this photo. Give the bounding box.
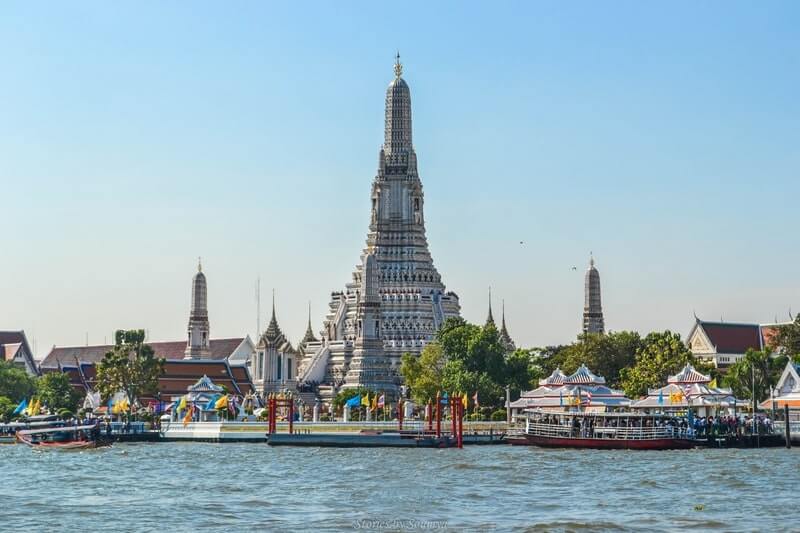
[16,423,107,450]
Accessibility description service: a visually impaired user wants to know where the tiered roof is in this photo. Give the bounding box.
[511,365,628,411]
[40,338,247,368]
[539,368,567,386]
[631,364,745,410]
[564,364,605,385]
[668,363,710,384]
[0,330,37,375]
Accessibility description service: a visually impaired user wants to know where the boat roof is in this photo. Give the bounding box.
[18,424,97,435]
[522,410,682,418]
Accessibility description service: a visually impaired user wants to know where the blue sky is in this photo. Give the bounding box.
[2,2,798,357]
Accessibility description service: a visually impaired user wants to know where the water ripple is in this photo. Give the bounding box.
[1,444,798,531]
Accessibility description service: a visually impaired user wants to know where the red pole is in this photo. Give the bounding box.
[267,395,273,434]
[450,397,457,437]
[398,400,404,431]
[458,398,464,448]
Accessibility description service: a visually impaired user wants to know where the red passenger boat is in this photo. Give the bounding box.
[507,411,694,450]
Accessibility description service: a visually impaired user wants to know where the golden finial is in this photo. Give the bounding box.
[394,51,403,78]
[198,256,202,272]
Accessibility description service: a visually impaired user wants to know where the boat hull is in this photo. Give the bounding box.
[507,434,694,450]
[17,436,100,450]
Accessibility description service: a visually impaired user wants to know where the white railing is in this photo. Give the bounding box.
[297,344,330,384]
[332,298,347,339]
[526,422,685,440]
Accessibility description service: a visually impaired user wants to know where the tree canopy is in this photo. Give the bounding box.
[0,360,37,403]
[619,330,699,398]
[723,348,787,402]
[37,372,80,414]
[96,329,165,418]
[399,318,541,410]
[770,317,800,360]
[549,332,642,388]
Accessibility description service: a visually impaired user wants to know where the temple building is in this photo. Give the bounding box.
[759,360,800,409]
[248,297,299,395]
[298,56,461,400]
[630,363,746,416]
[0,330,38,375]
[582,256,604,334]
[39,262,255,399]
[686,316,790,369]
[508,365,630,419]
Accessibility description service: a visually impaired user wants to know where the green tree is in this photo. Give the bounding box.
[559,332,643,387]
[96,329,165,419]
[0,396,16,422]
[619,331,694,399]
[399,343,447,405]
[0,360,37,403]
[437,318,506,384]
[441,359,504,409]
[504,348,546,398]
[532,345,570,377]
[771,316,800,359]
[36,372,80,413]
[723,348,787,402]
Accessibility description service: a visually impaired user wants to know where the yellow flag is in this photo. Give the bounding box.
[371,394,377,411]
[462,393,468,410]
[177,395,187,412]
[709,378,718,388]
[361,393,370,407]
[214,395,228,409]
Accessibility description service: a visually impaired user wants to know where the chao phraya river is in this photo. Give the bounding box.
[2,443,796,531]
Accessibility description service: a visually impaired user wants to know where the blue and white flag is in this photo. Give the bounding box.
[204,394,221,411]
[12,398,27,415]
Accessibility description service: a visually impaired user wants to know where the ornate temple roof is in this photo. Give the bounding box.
[691,319,762,354]
[259,296,295,352]
[498,300,516,352]
[564,364,606,385]
[188,374,225,393]
[539,368,567,386]
[300,304,318,347]
[667,363,710,384]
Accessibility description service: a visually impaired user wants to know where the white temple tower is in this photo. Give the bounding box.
[582,255,605,334]
[298,55,461,399]
[185,259,211,359]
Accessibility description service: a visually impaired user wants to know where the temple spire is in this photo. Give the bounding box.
[486,287,495,326]
[582,254,605,334]
[185,260,211,359]
[499,299,516,352]
[383,53,412,154]
[300,301,318,348]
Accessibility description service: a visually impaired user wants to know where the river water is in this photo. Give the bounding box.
[1,443,797,532]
